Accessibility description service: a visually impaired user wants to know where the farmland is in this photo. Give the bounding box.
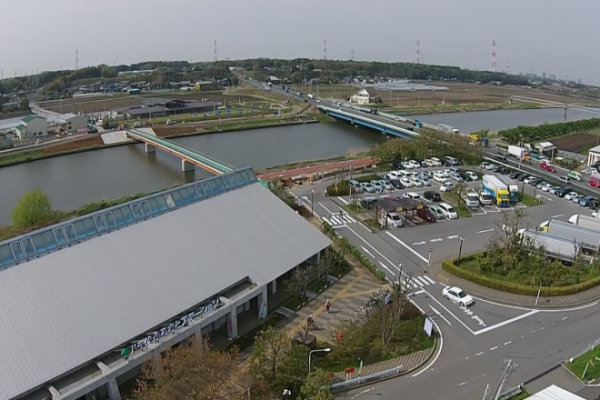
[551,132,600,153]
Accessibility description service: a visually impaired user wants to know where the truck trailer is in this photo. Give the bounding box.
[495,175,520,203]
[568,214,600,232]
[519,229,579,265]
[507,145,530,163]
[438,124,459,134]
[482,175,510,207]
[544,220,600,254]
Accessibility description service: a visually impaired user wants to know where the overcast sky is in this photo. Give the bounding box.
[2,0,596,83]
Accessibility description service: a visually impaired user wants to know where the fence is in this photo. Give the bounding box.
[557,149,588,162]
[329,366,404,393]
[497,384,524,399]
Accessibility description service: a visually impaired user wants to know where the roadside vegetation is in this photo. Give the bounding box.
[568,345,600,382]
[442,210,600,296]
[0,150,43,167]
[499,118,600,143]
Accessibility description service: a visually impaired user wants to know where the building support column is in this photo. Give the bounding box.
[181,159,194,172]
[258,285,268,319]
[272,279,277,294]
[144,143,156,153]
[227,307,238,339]
[194,324,204,350]
[244,300,250,311]
[106,377,122,400]
[316,251,321,264]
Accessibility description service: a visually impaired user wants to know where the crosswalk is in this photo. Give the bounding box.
[402,275,436,289]
[322,214,357,227]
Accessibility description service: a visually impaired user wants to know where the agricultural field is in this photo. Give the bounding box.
[551,132,600,153]
[315,81,596,108]
[38,93,261,114]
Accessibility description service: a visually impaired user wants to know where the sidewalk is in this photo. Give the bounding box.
[428,255,600,308]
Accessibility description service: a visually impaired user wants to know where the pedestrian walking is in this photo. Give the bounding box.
[325,299,331,313]
[339,209,343,219]
[307,315,314,330]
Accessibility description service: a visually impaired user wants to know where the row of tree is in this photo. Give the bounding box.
[498,118,600,144]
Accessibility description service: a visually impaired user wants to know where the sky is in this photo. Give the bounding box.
[2,0,597,83]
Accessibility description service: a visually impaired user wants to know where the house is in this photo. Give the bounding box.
[112,97,221,119]
[350,88,379,105]
[194,81,220,92]
[55,113,89,134]
[0,115,47,140]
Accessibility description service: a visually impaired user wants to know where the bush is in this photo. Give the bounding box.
[499,118,600,144]
[326,181,350,196]
[442,254,600,296]
[11,188,53,228]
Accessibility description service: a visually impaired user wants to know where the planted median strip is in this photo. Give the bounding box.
[568,345,600,382]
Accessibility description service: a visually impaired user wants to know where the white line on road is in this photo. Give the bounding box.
[318,202,334,214]
[337,197,349,204]
[413,241,426,245]
[423,289,475,334]
[423,275,436,284]
[302,196,311,204]
[361,246,375,258]
[473,310,538,336]
[378,261,394,275]
[490,346,498,351]
[562,316,568,320]
[447,235,459,239]
[543,196,554,202]
[504,341,512,346]
[479,206,488,214]
[385,232,430,263]
[429,304,452,326]
[458,374,485,387]
[551,214,564,218]
[472,296,598,312]
[476,352,484,356]
[414,290,425,295]
[476,229,494,234]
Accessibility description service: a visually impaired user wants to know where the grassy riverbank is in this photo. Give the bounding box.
[384,102,543,116]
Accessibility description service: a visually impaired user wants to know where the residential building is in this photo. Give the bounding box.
[0,115,47,140]
[0,168,331,400]
[56,113,89,134]
[112,97,221,119]
[350,87,379,105]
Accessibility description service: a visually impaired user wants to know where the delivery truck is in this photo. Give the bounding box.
[495,175,520,203]
[543,219,600,255]
[518,229,579,265]
[482,175,510,207]
[568,214,600,232]
[438,124,459,134]
[507,145,530,163]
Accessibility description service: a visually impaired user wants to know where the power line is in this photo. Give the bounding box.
[483,359,519,400]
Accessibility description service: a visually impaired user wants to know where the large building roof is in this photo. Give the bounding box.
[0,115,46,132]
[0,168,331,399]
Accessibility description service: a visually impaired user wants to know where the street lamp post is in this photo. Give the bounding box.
[308,348,331,373]
[457,237,465,267]
[311,190,314,216]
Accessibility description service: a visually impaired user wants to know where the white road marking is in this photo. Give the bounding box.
[337,197,349,204]
[423,289,475,334]
[430,238,444,242]
[458,374,485,386]
[562,316,568,320]
[542,196,554,202]
[473,310,538,336]
[490,346,498,351]
[361,246,375,258]
[318,202,334,214]
[413,241,426,245]
[423,276,436,284]
[479,206,488,214]
[551,214,564,218]
[331,216,342,224]
[541,327,545,330]
[429,304,452,326]
[415,276,431,286]
[476,229,494,234]
[302,196,312,204]
[378,261,394,275]
[447,235,459,239]
[414,290,425,295]
[476,352,484,356]
[385,232,430,263]
[345,215,357,223]
[471,296,598,312]
[504,341,512,346]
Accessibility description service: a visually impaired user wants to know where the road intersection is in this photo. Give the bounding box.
[290,170,600,399]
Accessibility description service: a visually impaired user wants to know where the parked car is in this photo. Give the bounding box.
[400,178,412,188]
[428,205,445,220]
[529,178,541,186]
[498,167,510,174]
[424,191,442,202]
[439,181,455,192]
[408,160,421,169]
[548,186,561,194]
[516,174,529,182]
[421,177,432,186]
[465,171,478,181]
[509,171,522,179]
[571,194,583,203]
[450,173,463,182]
[381,180,394,191]
[411,177,424,187]
[403,192,421,201]
[390,179,404,189]
[442,286,474,307]
[554,188,570,198]
[401,161,412,169]
[417,207,436,222]
[564,192,580,201]
[536,181,549,190]
[360,197,378,210]
[371,180,384,192]
[580,196,597,207]
[361,182,376,193]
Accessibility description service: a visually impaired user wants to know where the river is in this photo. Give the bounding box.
[0,107,596,225]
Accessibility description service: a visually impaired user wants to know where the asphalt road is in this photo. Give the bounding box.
[290,168,600,399]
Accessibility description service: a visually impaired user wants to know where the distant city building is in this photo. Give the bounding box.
[549,74,557,80]
[0,115,47,140]
[542,72,547,79]
[578,79,582,85]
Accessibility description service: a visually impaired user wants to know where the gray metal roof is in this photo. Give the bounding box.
[0,180,331,399]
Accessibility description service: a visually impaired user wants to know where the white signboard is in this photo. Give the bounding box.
[424,317,433,337]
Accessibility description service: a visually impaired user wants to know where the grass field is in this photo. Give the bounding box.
[568,345,600,381]
[552,132,600,153]
[314,81,597,109]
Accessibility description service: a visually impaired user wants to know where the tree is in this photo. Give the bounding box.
[284,266,311,305]
[11,188,52,228]
[373,276,416,351]
[130,340,264,400]
[19,99,30,111]
[453,182,468,209]
[299,370,333,400]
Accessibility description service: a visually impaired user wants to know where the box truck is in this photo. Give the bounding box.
[568,214,600,232]
[495,175,520,203]
[545,219,600,255]
[519,229,579,265]
[507,145,530,163]
[482,175,510,207]
[438,124,459,134]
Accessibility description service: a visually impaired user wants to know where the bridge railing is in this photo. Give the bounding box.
[128,129,234,175]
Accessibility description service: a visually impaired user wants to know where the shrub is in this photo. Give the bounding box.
[326,181,350,196]
[442,254,600,296]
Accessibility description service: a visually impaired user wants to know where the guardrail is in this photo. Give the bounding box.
[329,366,404,392]
[497,384,524,400]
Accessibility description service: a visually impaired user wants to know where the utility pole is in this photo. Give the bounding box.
[484,359,518,400]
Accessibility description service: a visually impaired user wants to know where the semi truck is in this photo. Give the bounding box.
[462,190,480,208]
[438,124,459,134]
[495,175,520,203]
[518,229,579,265]
[542,220,600,255]
[568,214,600,231]
[469,134,489,147]
[482,175,510,207]
[507,145,530,163]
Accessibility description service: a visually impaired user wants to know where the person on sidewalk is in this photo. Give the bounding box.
[325,299,331,313]
[307,315,314,330]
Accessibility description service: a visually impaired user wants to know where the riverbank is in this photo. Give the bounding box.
[0,117,320,169]
[385,102,547,116]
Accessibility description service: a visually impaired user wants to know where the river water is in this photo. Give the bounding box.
[0,107,596,224]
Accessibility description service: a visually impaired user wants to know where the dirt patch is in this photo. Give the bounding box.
[153,126,200,137]
[42,136,104,154]
[551,133,599,152]
[41,93,261,114]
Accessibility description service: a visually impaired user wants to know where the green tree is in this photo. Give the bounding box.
[299,370,333,400]
[19,99,30,111]
[11,188,52,228]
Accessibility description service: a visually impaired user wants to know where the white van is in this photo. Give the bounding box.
[439,202,458,219]
[430,157,442,166]
[433,171,446,183]
[387,170,403,180]
[568,171,583,181]
[307,94,315,99]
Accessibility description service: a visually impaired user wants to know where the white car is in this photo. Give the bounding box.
[571,194,583,203]
[523,176,538,184]
[424,159,434,167]
[400,178,412,188]
[371,180,384,192]
[593,211,598,218]
[381,180,394,191]
[465,171,479,181]
[401,161,413,169]
[387,170,403,180]
[541,184,552,192]
[421,177,432,186]
[439,181,455,192]
[403,192,421,201]
[442,286,474,307]
[582,168,594,175]
[485,164,497,171]
[564,192,579,201]
[430,157,442,166]
[433,172,446,183]
[408,160,421,169]
[411,177,424,187]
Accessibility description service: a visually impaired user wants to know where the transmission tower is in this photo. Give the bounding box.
[350,49,354,61]
[213,40,218,62]
[416,41,421,64]
[76,50,79,70]
[490,40,497,72]
[483,359,519,400]
[323,40,327,60]
[506,59,510,74]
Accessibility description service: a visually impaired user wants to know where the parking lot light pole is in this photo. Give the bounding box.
[311,190,314,216]
[457,237,465,267]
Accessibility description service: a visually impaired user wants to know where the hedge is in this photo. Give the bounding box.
[326,181,350,196]
[322,222,386,281]
[442,254,600,296]
[499,118,600,144]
